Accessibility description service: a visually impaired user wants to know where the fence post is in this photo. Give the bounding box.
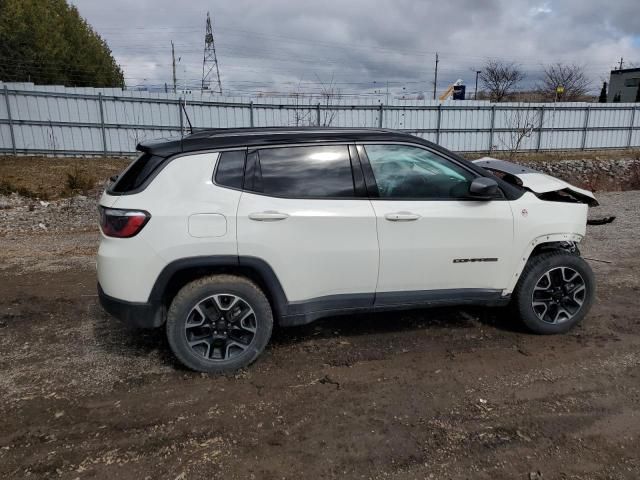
[580,105,591,151]
[3,85,17,155]
[488,105,496,153]
[627,107,636,148]
[249,101,254,127]
[98,93,108,155]
[378,103,384,128]
[178,97,183,135]
[435,104,442,145]
[317,102,321,127]
[536,106,545,152]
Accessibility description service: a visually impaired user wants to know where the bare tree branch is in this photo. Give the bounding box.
[479,60,525,102]
[496,108,539,160]
[539,63,591,101]
[316,73,340,127]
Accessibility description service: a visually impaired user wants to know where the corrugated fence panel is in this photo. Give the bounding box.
[1,83,639,155]
[631,106,640,148]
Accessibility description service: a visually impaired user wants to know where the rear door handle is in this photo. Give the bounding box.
[384,211,421,222]
[248,211,290,222]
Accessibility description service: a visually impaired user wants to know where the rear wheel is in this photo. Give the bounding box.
[512,251,595,334]
[166,275,273,373]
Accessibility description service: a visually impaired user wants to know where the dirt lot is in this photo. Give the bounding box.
[1,167,640,478]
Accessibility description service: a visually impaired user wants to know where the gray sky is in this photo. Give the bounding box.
[71,0,640,97]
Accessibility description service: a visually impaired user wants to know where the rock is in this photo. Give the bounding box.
[516,429,532,442]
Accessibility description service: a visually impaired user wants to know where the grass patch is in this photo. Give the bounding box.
[0,155,131,200]
[0,179,44,199]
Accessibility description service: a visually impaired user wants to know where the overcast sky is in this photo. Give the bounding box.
[70,0,640,97]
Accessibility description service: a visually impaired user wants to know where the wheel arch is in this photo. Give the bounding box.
[149,256,288,323]
[504,233,584,294]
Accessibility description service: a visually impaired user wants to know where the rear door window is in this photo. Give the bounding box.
[249,145,355,198]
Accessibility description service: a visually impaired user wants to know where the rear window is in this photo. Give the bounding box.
[109,153,165,193]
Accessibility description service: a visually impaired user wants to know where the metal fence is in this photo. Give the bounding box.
[1,82,639,156]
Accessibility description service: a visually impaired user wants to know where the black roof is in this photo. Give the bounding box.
[132,127,524,200]
[137,127,438,157]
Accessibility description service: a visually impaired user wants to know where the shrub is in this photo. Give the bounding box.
[65,165,95,194]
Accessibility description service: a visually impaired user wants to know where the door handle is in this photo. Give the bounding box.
[384,211,421,222]
[248,211,290,222]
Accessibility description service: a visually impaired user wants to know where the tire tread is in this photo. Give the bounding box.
[166,274,273,373]
[512,250,595,334]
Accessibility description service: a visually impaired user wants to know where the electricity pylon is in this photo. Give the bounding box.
[201,12,222,94]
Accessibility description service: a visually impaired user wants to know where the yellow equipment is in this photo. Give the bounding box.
[439,79,464,101]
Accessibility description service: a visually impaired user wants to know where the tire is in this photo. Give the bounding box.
[512,251,595,334]
[166,275,273,373]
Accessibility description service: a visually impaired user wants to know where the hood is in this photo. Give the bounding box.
[473,157,598,206]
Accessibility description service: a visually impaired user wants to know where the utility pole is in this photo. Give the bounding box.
[474,70,481,100]
[171,41,177,94]
[618,57,624,70]
[433,52,439,100]
[201,12,223,94]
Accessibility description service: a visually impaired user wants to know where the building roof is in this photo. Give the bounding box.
[610,67,640,75]
[137,127,436,157]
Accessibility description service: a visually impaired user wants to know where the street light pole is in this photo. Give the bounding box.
[475,70,481,100]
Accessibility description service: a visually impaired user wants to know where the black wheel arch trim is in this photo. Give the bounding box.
[148,255,289,319]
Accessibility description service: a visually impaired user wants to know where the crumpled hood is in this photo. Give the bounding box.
[473,157,598,206]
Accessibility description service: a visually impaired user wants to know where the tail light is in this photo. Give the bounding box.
[99,207,150,238]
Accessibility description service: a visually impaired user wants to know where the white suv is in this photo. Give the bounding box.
[98,128,597,373]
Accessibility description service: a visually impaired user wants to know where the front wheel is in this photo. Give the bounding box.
[166,275,273,373]
[512,251,595,334]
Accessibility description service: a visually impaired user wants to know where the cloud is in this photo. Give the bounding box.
[70,0,640,96]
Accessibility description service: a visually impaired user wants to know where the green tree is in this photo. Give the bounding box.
[598,81,607,103]
[0,0,124,87]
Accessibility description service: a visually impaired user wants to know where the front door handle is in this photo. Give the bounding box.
[248,211,290,222]
[384,211,421,222]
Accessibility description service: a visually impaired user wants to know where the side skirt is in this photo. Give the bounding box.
[280,289,509,327]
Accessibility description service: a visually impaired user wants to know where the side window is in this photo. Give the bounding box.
[215,150,246,189]
[250,145,355,198]
[364,144,475,199]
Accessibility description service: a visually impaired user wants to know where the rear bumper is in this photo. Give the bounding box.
[98,283,164,328]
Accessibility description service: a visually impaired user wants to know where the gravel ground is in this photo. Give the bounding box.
[519,158,640,192]
[0,189,639,479]
[0,193,98,235]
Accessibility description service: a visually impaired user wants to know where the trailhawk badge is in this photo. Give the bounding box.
[453,258,499,263]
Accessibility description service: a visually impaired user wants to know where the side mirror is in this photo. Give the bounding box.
[469,177,500,199]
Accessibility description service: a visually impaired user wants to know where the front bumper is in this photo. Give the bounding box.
[98,283,164,328]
